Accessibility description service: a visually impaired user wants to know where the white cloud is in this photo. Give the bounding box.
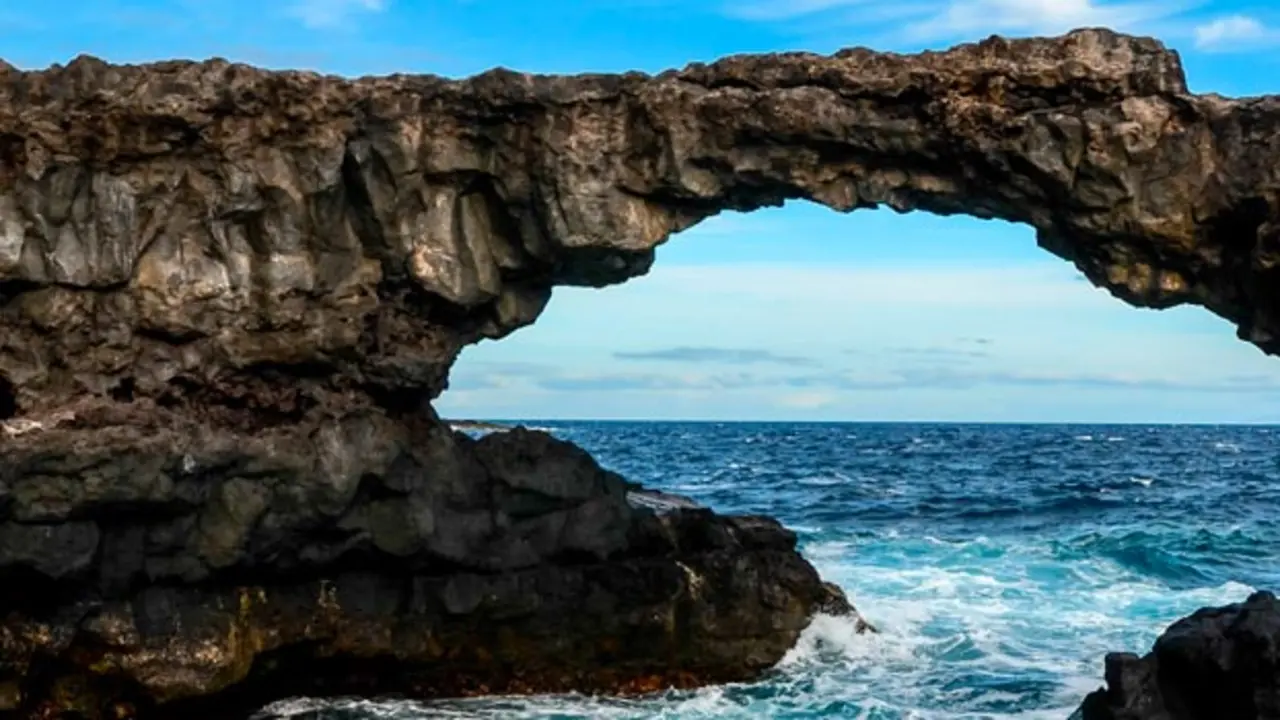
[724,0,1202,46]
[1194,14,1277,51]
[776,391,838,409]
[730,0,876,21]
[287,0,386,29]
[648,263,1107,308]
[904,0,1178,41]
[441,250,1280,422]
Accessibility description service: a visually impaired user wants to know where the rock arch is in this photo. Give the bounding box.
[0,27,1277,718]
[0,28,1277,418]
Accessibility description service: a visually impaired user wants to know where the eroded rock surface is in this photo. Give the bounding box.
[0,24,1276,719]
[0,412,858,718]
[1077,591,1280,720]
[1,28,1280,420]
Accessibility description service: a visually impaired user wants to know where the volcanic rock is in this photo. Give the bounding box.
[1,28,1279,420]
[1077,590,1280,720]
[0,23,1275,719]
[0,412,858,718]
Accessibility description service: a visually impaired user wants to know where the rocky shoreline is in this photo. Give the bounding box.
[0,407,862,718]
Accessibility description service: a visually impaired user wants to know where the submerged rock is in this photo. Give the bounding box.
[1077,591,1280,720]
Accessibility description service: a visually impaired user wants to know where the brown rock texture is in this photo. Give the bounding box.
[1,27,1280,419]
[0,23,1276,719]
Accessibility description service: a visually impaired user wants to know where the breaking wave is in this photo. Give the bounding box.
[264,422,1276,719]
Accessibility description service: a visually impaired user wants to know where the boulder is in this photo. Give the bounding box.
[1077,591,1280,720]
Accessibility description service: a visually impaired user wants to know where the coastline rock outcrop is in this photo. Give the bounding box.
[1077,590,1280,720]
[0,23,1278,719]
[1,412,857,718]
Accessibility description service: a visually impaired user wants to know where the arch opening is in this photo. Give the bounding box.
[439,201,1280,425]
[432,200,1280,719]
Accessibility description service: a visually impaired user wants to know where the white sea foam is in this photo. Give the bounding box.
[256,420,1267,720]
[799,472,853,486]
[778,533,1259,714]
[788,524,824,534]
[780,613,887,666]
[271,568,1258,719]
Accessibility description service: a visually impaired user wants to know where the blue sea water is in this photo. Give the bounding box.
[267,422,1279,719]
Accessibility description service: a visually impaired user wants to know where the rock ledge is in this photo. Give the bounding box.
[1,416,863,719]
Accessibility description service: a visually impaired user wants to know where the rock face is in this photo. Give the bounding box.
[1077,591,1280,720]
[0,24,1276,719]
[1,413,856,718]
[2,28,1280,419]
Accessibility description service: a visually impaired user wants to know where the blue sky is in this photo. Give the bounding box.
[6,0,1280,422]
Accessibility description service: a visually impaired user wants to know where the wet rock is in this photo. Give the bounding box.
[0,414,865,719]
[1077,591,1280,720]
[627,488,703,514]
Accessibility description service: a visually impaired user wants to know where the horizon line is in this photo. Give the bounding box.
[444,417,1280,427]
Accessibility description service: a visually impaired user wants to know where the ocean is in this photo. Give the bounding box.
[261,422,1278,719]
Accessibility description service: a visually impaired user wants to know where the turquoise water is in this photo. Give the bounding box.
[262,422,1277,719]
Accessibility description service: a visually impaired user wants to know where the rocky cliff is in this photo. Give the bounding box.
[0,25,1278,719]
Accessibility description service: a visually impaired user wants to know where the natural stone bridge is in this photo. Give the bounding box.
[0,27,1276,720]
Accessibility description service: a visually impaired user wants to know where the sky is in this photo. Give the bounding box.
[5,0,1280,423]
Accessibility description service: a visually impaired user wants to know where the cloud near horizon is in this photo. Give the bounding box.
[844,338,994,361]
[438,238,1280,423]
[447,360,1280,396]
[613,347,817,366]
[888,346,990,360]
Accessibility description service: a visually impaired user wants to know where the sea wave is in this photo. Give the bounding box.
[271,422,1277,719]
